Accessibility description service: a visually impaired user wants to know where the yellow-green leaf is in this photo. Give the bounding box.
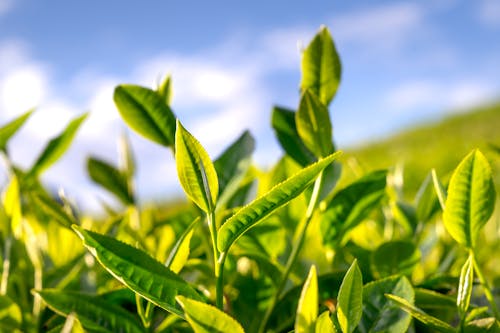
[175,120,219,213]
[315,311,336,333]
[457,253,474,316]
[337,259,363,333]
[296,265,318,333]
[443,149,496,249]
[176,296,245,333]
[0,109,34,151]
[2,175,22,235]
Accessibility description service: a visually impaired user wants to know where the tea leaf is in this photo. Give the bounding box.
[87,157,134,205]
[358,276,414,333]
[2,175,22,235]
[29,113,88,177]
[114,84,176,147]
[296,89,334,158]
[32,192,76,229]
[415,171,441,222]
[73,226,202,317]
[165,217,200,274]
[296,265,318,333]
[457,253,474,316]
[386,294,456,333]
[315,311,336,333]
[464,318,500,332]
[432,169,447,210]
[175,120,218,213]
[0,109,34,151]
[443,149,496,249]
[414,288,456,310]
[0,295,22,331]
[176,296,245,333]
[217,151,341,253]
[321,170,387,247]
[35,289,143,333]
[271,106,315,166]
[214,130,255,208]
[337,259,362,333]
[157,74,173,105]
[370,241,421,278]
[300,26,341,106]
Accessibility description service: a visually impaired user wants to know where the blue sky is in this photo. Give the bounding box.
[0,0,499,210]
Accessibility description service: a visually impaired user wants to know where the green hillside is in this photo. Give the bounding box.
[343,102,500,196]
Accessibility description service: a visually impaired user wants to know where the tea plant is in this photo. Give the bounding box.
[0,26,499,333]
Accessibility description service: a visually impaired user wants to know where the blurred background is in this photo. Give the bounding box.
[0,0,499,211]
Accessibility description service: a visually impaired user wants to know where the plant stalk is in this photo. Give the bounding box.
[207,210,224,310]
[258,172,324,333]
[472,253,500,320]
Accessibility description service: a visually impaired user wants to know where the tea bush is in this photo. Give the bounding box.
[0,26,499,332]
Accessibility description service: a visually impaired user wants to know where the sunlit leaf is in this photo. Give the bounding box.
[35,289,143,333]
[296,265,318,333]
[443,149,496,248]
[165,218,200,274]
[217,151,341,253]
[337,260,362,333]
[300,26,341,106]
[87,157,134,205]
[32,192,76,229]
[370,241,421,278]
[157,74,173,105]
[114,84,176,146]
[29,113,88,177]
[464,318,500,333]
[271,106,315,166]
[385,294,455,333]
[2,175,22,235]
[0,109,34,151]
[315,311,336,333]
[457,253,474,316]
[296,89,334,158]
[176,295,245,333]
[415,171,440,222]
[175,120,218,213]
[358,276,414,333]
[73,226,202,317]
[0,295,22,332]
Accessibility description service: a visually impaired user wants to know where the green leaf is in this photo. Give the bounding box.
[457,253,474,316]
[176,295,245,333]
[315,311,336,333]
[2,175,22,235]
[217,151,341,253]
[29,113,88,177]
[87,157,134,205]
[296,265,318,333]
[35,289,144,333]
[321,170,387,247]
[32,192,76,229]
[415,171,441,223]
[432,169,447,210]
[414,288,456,310]
[385,294,456,333]
[114,84,176,147]
[296,89,334,158]
[300,26,341,106]
[0,295,22,331]
[464,318,500,333]
[175,120,218,213]
[118,133,136,179]
[370,241,421,279]
[358,276,414,333]
[214,130,255,208]
[443,149,496,249]
[157,74,173,105]
[271,106,315,166]
[165,217,200,274]
[0,109,34,151]
[337,259,362,333]
[73,226,202,317]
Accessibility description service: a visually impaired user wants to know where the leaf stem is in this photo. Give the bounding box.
[472,253,500,320]
[208,210,224,310]
[258,172,324,333]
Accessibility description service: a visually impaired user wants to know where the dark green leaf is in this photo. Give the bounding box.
[176,296,245,333]
[87,157,134,205]
[414,288,456,310]
[321,170,387,247]
[114,84,176,146]
[385,294,456,333]
[337,260,362,333]
[370,241,421,278]
[175,120,218,213]
[35,289,144,333]
[300,26,341,106]
[296,89,334,158]
[29,113,88,177]
[271,106,315,166]
[217,151,341,253]
[358,276,414,333]
[443,149,496,249]
[0,109,34,151]
[73,226,202,317]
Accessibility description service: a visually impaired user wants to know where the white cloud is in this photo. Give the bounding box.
[478,0,500,27]
[385,81,439,111]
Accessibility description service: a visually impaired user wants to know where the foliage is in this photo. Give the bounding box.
[0,25,499,333]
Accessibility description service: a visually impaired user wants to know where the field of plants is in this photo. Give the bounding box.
[0,26,499,332]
